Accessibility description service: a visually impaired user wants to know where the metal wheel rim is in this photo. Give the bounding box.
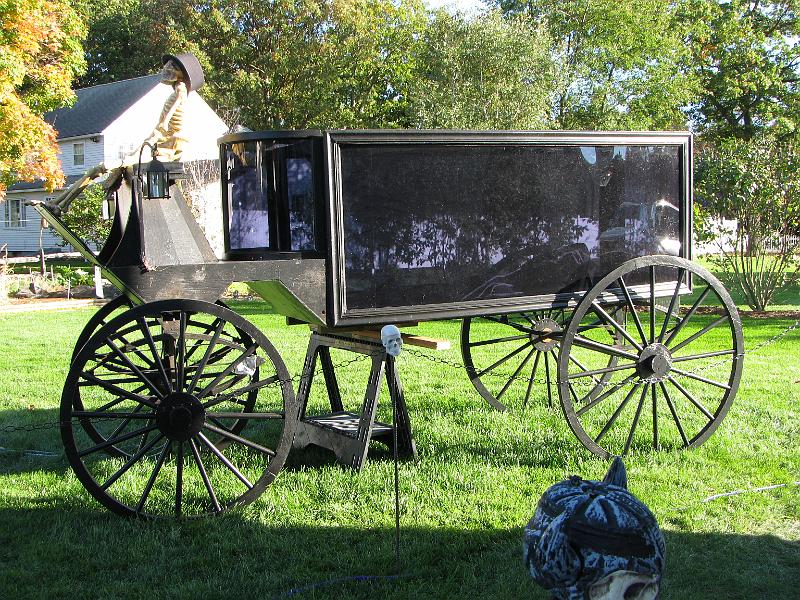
[61,299,297,518]
[557,255,744,459]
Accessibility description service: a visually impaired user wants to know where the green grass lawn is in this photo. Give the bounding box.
[0,299,798,599]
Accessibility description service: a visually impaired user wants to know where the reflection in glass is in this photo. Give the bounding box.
[227,141,269,250]
[287,157,315,251]
[338,144,683,310]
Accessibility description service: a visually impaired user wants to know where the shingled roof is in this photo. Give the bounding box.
[45,74,161,139]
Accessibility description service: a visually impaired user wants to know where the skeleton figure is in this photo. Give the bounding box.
[143,59,188,161]
[380,325,403,357]
[524,457,665,600]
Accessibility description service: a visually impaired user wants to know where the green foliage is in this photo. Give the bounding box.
[409,9,555,129]
[496,0,697,130]
[695,136,800,310]
[0,0,86,197]
[73,0,178,88]
[682,0,800,141]
[59,183,112,248]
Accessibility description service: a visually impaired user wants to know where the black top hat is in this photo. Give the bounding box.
[162,52,205,92]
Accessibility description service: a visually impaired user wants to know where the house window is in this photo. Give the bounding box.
[73,143,85,167]
[3,198,25,227]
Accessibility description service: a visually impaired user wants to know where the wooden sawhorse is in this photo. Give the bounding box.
[292,329,447,470]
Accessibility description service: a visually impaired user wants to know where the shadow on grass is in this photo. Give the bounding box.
[0,502,798,600]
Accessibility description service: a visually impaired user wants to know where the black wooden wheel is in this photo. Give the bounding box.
[61,299,297,518]
[72,298,257,458]
[461,309,621,411]
[71,295,133,362]
[557,256,744,458]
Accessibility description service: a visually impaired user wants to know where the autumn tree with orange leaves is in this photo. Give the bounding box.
[0,0,85,200]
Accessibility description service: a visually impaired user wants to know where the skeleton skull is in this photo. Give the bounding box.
[380,325,403,357]
[588,570,659,600]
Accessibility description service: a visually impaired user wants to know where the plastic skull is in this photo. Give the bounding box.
[523,458,665,600]
[380,324,403,357]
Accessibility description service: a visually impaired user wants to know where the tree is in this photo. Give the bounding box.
[695,136,800,311]
[409,9,556,129]
[0,0,86,199]
[683,0,800,141]
[169,0,428,130]
[60,184,112,248]
[74,0,177,88]
[496,0,697,130]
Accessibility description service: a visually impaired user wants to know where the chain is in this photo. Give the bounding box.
[2,319,798,441]
[0,351,376,437]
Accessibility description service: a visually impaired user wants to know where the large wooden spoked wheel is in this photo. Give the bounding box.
[557,256,744,458]
[461,309,621,411]
[61,299,297,518]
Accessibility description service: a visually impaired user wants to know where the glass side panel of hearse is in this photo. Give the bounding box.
[334,139,686,312]
[221,134,324,258]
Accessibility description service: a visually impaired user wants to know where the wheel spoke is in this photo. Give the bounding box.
[652,383,659,449]
[101,433,166,490]
[176,311,188,392]
[202,375,280,408]
[79,371,156,408]
[135,441,172,514]
[104,335,165,400]
[659,381,689,446]
[196,344,258,400]
[476,341,531,378]
[576,372,640,416]
[78,424,159,457]
[671,349,735,362]
[189,438,221,513]
[590,301,643,351]
[670,367,731,390]
[658,269,685,343]
[663,286,712,346]
[469,333,529,347]
[136,316,172,394]
[623,384,649,455]
[196,432,253,490]
[594,382,642,443]
[669,315,730,353]
[203,422,276,457]
[175,442,184,518]
[206,411,284,420]
[187,318,226,394]
[567,361,638,380]
[544,350,553,407]
[72,410,153,420]
[482,315,534,334]
[522,350,542,410]
[496,348,535,400]
[649,266,656,342]
[571,335,639,361]
[667,376,715,421]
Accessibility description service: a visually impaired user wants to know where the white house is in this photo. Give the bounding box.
[2,74,228,255]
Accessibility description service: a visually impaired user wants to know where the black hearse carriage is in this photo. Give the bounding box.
[34,130,744,518]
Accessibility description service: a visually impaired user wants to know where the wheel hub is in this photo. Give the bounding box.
[156,392,205,441]
[637,343,673,382]
[531,318,560,351]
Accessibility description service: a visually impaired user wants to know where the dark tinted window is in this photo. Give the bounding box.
[338,143,682,310]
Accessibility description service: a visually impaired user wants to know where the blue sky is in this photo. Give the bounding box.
[425,0,488,15]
